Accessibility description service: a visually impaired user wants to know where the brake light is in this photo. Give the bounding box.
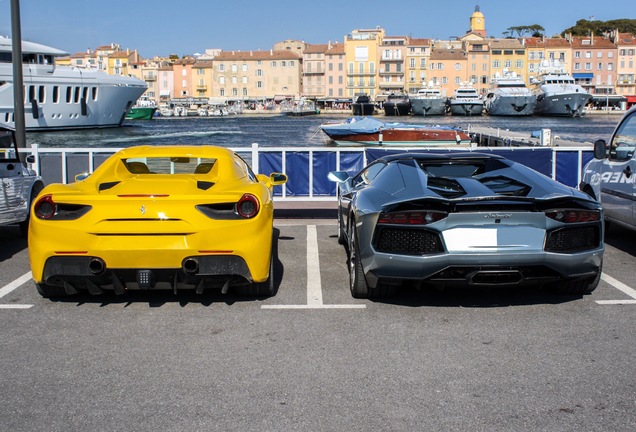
[378,211,448,225]
[545,209,601,223]
[237,194,260,218]
[34,194,56,219]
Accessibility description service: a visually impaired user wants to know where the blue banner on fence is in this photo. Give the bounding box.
[260,151,365,197]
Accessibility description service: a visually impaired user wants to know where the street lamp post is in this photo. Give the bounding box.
[10,0,26,149]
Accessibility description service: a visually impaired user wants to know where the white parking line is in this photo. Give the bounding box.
[0,272,34,309]
[262,225,366,310]
[596,273,636,305]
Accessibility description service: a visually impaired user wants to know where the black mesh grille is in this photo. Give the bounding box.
[545,225,600,253]
[375,227,444,255]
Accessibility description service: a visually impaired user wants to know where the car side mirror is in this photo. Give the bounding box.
[269,172,287,186]
[26,155,35,164]
[75,172,91,182]
[593,139,607,160]
[328,171,350,183]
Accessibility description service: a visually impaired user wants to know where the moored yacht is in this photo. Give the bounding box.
[530,60,592,117]
[484,70,536,116]
[382,93,411,116]
[409,84,447,116]
[0,36,147,131]
[449,82,483,116]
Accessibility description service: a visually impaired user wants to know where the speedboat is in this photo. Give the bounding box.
[484,70,536,116]
[320,116,470,146]
[449,83,483,116]
[530,60,592,117]
[410,84,447,116]
[0,36,147,130]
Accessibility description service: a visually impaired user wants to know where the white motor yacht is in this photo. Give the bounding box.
[0,36,147,130]
[484,70,536,116]
[530,60,592,117]
[449,83,483,116]
[410,84,447,116]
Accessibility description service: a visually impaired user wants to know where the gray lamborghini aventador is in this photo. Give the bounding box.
[329,152,604,299]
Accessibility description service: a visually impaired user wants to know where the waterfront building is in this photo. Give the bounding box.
[192,59,214,98]
[211,50,302,100]
[345,28,384,99]
[463,35,490,94]
[324,43,346,100]
[303,44,329,99]
[614,32,636,98]
[405,38,431,94]
[172,58,196,97]
[525,37,571,84]
[427,47,469,97]
[488,38,527,86]
[378,35,408,94]
[570,35,617,95]
[158,65,174,103]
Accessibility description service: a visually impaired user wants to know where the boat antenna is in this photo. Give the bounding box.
[10,0,27,151]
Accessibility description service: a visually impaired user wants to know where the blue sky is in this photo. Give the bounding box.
[0,0,632,58]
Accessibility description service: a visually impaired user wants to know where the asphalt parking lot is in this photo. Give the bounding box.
[1,214,635,432]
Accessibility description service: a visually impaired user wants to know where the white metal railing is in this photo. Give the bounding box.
[23,143,593,202]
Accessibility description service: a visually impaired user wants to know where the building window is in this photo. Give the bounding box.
[231,64,238,72]
[219,64,225,72]
[454,63,461,71]
[242,64,248,72]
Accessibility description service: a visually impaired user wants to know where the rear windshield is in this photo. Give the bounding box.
[123,157,217,175]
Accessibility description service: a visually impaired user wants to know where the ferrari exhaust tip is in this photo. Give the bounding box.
[182,258,199,274]
[89,258,106,275]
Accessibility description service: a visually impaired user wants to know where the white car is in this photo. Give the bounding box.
[580,106,636,232]
[0,128,44,236]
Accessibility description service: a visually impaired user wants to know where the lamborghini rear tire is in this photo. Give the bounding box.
[348,223,370,298]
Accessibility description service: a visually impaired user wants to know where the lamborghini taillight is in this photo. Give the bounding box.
[378,210,448,225]
[545,209,601,223]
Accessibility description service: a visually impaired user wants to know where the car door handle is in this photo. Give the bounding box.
[624,166,632,178]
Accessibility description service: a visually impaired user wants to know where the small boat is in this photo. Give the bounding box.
[531,60,592,117]
[351,94,376,115]
[449,83,484,116]
[125,96,157,120]
[410,84,447,116]
[320,116,470,146]
[382,93,411,116]
[281,98,319,116]
[484,70,536,116]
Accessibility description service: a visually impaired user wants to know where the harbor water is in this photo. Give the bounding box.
[24,112,623,149]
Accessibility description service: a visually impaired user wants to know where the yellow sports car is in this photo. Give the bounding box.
[28,145,287,298]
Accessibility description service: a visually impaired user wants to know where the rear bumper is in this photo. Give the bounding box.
[40,254,256,293]
[363,249,604,289]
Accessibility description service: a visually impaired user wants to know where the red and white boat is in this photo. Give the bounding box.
[320,117,470,146]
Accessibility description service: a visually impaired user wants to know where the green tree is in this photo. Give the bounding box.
[504,25,545,38]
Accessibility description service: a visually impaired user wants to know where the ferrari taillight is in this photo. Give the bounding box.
[378,210,448,225]
[34,194,56,219]
[237,194,260,218]
[33,194,91,221]
[545,209,601,223]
